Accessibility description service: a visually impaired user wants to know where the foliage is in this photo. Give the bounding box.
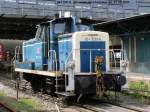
[128,81,150,97]
[129,81,150,91]
[0,90,43,112]
[0,90,6,97]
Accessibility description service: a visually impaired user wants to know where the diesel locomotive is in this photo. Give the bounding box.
[15,17,126,98]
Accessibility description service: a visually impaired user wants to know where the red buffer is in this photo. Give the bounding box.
[0,43,5,61]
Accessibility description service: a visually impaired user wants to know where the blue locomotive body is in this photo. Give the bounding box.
[58,33,107,72]
[23,39,46,70]
[15,17,126,97]
[57,31,110,94]
[58,36,72,71]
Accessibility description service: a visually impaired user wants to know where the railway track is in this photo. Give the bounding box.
[72,97,144,112]
[0,102,15,112]
[76,103,142,112]
[0,74,147,112]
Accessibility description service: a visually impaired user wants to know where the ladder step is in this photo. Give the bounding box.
[46,79,51,81]
[55,78,64,81]
[46,82,53,85]
[55,85,65,87]
[55,92,75,96]
[63,72,69,75]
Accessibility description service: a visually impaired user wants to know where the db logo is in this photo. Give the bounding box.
[36,48,40,55]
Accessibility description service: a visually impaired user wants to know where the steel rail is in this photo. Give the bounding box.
[74,97,143,112]
[0,102,16,112]
[76,103,142,112]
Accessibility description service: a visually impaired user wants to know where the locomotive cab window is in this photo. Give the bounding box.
[54,23,66,34]
[52,18,72,35]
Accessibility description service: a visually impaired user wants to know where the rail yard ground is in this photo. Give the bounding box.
[0,71,150,112]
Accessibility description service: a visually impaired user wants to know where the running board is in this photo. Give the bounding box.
[55,92,75,96]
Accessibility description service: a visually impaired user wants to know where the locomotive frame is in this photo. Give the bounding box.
[14,17,126,98]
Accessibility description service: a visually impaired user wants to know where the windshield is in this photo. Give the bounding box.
[77,24,91,31]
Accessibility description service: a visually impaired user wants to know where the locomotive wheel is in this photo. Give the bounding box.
[115,84,121,92]
[30,75,46,92]
[30,79,39,92]
[23,74,56,95]
[23,74,45,93]
[44,77,55,95]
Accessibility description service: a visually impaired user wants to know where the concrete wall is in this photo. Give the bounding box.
[129,62,150,74]
[121,32,150,74]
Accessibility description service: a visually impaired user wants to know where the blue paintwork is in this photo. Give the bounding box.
[58,39,106,72]
[48,17,76,71]
[15,62,34,69]
[58,37,72,71]
[22,38,47,70]
[80,41,106,72]
[48,42,59,71]
[16,17,97,72]
[34,42,44,70]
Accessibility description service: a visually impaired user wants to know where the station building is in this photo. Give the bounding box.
[1,0,150,20]
[94,14,150,74]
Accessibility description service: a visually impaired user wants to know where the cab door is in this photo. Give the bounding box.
[80,41,106,72]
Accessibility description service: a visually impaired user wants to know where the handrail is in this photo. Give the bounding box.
[17,46,20,61]
[64,51,73,92]
[110,49,129,70]
[12,45,21,64]
[109,49,128,61]
[11,46,21,80]
[64,48,126,73]
[48,50,57,71]
[48,50,58,92]
[64,49,121,92]
[110,49,117,70]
